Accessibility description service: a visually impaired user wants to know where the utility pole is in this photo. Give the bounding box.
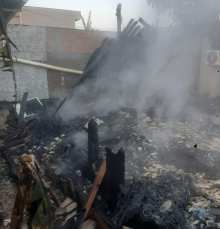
[80,14,87,30]
[116,3,122,38]
[81,11,92,30]
[86,11,92,30]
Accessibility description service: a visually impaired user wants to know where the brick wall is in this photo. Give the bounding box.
[46,27,115,53]
[45,28,116,98]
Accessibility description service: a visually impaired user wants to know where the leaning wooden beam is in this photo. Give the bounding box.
[49,38,111,120]
[102,147,125,212]
[76,158,106,229]
[138,17,149,28]
[18,92,28,127]
[124,21,138,37]
[122,19,135,35]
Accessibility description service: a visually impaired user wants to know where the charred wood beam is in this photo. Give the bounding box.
[122,19,135,35]
[138,17,149,28]
[129,25,141,37]
[4,129,21,141]
[74,184,112,229]
[50,38,112,120]
[101,147,125,212]
[116,3,122,38]
[84,37,110,70]
[124,21,138,37]
[50,16,156,119]
[18,92,28,127]
[88,119,99,168]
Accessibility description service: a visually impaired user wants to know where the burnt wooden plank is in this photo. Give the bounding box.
[124,21,138,37]
[101,147,125,212]
[122,19,135,35]
[138,17,149,28]
[4,128,21,141]
[76,159,106,229]
[18,92,28,127]
[129,25,141,37]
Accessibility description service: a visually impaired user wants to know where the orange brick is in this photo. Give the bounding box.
[71,46,78,52]
[47,44,54,52]
[66,29,74,35]
[77,46,85,52]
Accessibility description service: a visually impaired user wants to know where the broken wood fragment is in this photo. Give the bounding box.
[59,197,73,209]
[122,19,135,35]
[82,219,96,229]
[76,158,106,229]
[46,167,111,228]
[18,92,28,127]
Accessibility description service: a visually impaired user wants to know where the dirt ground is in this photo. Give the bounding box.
[0,157,16,229]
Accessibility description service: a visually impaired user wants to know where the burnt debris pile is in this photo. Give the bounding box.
[113,173,193,229]
[2,11,220,229]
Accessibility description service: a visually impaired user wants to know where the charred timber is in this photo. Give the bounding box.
[101,147,125,212]
[116,3,122,38]
[88,119,99,168]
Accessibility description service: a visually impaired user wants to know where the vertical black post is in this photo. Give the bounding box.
[116,147,125,185]
[88,119,99,168]
[116,3,122,38]
[104,147,125,211]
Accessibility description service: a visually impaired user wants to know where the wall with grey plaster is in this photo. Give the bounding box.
[0,25,49,101]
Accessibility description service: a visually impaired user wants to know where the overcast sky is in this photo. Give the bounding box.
[26,0,171,31]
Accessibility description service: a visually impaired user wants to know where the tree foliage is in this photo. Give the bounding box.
[148,0,220,27]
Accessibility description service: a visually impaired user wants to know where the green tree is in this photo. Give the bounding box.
[148,0,220,29]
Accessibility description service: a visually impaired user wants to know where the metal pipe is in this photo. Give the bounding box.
[0,57,83,75]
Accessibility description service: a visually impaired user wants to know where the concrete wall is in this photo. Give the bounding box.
[0,23,116,101]
[198,38,220,98]
[9,6,81,29]
[0,25,49,101]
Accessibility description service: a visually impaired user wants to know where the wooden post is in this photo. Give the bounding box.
[116,4,122,38]
[18,92,28,127]
[102,147,125,211]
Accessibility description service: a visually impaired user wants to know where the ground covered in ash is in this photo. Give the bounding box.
[14,102,220,229]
